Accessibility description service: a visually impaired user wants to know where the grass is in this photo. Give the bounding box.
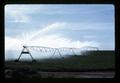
[5,50,115,70]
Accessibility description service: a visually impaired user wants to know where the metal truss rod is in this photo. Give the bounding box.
[16,45,99,62]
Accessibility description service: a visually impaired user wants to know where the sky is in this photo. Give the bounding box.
[5,4,115,60]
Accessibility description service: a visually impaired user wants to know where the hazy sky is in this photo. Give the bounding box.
[5,4,115,60]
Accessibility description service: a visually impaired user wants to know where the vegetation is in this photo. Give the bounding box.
[5,50,115,70]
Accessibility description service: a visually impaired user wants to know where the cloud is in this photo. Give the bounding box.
[5,34,100,51]
[5,4,114,60]
[5,5,44,23]
[5,6,29,23]
[5,36,23,51]
[24,34,100,48]
[6,20,111,50]
[5,22,101,50]
[5,35,100,59]
[27,22,66,40]
[5,4,114,23]
[20,21,110,45]
[5,22,100,59]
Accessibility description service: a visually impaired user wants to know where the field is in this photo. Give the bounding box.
[5,50,115,79]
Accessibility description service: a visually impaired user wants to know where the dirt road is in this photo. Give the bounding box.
[38,71,115,78]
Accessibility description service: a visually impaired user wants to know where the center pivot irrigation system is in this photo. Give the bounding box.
[14,46,99,62]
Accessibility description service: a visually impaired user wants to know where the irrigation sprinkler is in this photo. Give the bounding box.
[15,46,99,62]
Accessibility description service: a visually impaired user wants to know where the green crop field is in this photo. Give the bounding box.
[5,50,115,70]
